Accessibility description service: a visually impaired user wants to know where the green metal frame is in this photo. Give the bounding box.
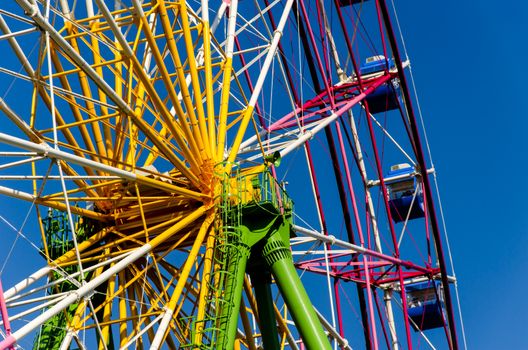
[195,168,332,349]
[33,210,102,350]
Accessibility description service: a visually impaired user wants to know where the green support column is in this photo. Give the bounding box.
[250,271,280,350]
[216,228,251,350]
[214,169,331,350]
[262,225,332,350]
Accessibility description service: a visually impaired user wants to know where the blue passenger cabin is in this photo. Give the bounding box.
[406,281,446,331]
[337,0,370,7]
[360,56,400,114]
[386,164,425,222]
[360,55,394,76]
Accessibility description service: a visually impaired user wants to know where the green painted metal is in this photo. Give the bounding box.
[216,228,250,349]
[263,231,332,350]
[33,210,100,350]
[185,165,249,349]
[189,168,331,349]
[33,210,78,350]
[250,272,280,350]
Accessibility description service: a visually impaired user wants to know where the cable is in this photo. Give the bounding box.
[389,1,468,348]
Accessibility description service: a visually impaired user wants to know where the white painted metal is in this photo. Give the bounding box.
[149,307,174,350]
[0,133,137,181]
[315,308,353,350]
[367,167,435,187]
[6,292,69,308]
[347,109,400,350]
[0,156,45,171]
[0,204,204,347]
[2,293,68,324]
[58,331,74,350]
[247,0,294,108]
[369,111,416,165]
[6,253,125,305]
[0,133,202,199]
[1,247,142,346]
[120,312,165,350]
[3,267,51,300]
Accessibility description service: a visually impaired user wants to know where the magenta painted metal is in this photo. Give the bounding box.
[0,335,15,350]
[373,290,392,349]
[0,281,14,350]
[238,0,457,347]
[332,119,383,350]
[331,0,365,87]
[334,280,346,344]
[363,83,414,349]
[296,260,438,284]
[376,0,460,348]
[270,74,394,133]
[297,0,336,109]
[314,0,335,91]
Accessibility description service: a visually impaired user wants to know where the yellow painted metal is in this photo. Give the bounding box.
[36,207,51,263]
[202,20,217,158]
[82,311,161,330]
[64,27,109,165]
[57,161,100,198]
[133,183,151,243]
[87,23,113,162]
[52,226,113,266]
[118,270,128,348]
[75,208,207,331]
[40,180,120,202]
[148,212,214,345]
[115,257,196,346]
[44,57,122,80]
[34,198,110,222]
[193,227,216,346]
[227,105,255,166]
[147,258,171,304]
[239,298,258,350]
[243,275,261,328]
[127,82,201,188]
[280,304,288,349]
[132,5,206,170]
[136,173,207,200]
[274,303,294,348]
[81,269,157,335]
[116,29,201,181]
[70,299,89,332]
[44,52,100,163]
[99,256,114,349]
[157,0,211,160]
[39,112,119,136]
[2,1,299,348]
[176,2,211,158]
[216,56,234,162]
[126,281,142,349]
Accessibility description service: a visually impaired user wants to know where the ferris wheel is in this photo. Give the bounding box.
[0,0,466,349]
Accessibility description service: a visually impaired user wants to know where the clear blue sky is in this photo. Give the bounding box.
[0,1,525,349]
[395,1,528,348]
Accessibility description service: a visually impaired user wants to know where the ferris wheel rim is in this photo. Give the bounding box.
[0,0,464,349]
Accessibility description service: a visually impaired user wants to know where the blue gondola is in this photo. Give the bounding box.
[406,281,446,331]
[337,0,370,7]
[360,56,400,114]
[360,55,394,76]
[386,164,425,223]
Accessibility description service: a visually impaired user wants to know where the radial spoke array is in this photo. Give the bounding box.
[0,1,463,349]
